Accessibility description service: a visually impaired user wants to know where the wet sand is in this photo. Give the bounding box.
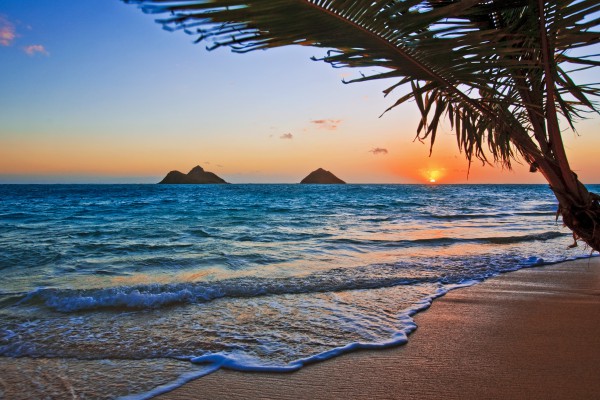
[160,257,600,399]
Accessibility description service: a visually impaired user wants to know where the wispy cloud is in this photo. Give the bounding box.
[280,133,293,140]
[23,44,49,56]
[369,147,388,155]
[0,16,16,46]
[310,119,342,131]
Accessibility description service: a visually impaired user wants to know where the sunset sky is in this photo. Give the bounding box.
[1,1,599,184]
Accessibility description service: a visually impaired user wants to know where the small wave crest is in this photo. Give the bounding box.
[430,211,556,220]
[486,231,565,244]
[327,231,566,249]
[20,271,433,313]
[430,212,510,220]
[21,284,224,312]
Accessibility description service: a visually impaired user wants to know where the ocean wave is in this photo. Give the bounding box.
[18,273,431,312]
[430,212,512,220]
[327,231,566,248]
[514,211,557,217]
[74,242,196,254]
[0,212,38,220]
[429,210,556,220]
[186,228,212,238]
[15,247,561,313]
[486,231,565,244]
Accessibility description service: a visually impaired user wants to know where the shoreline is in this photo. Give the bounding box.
[158,257,600,399]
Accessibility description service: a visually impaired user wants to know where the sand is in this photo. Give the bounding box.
[159,257,600,400]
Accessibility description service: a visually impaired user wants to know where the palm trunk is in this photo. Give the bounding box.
[503,107,600,252]
[527,152,600,252]
[508,1,600,253]
[548,175,600,252]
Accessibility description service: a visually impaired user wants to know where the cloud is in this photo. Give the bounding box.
[369,147,388,155]
[280,133,293,140]
[0,16,16,46]
[23,44,49,56]
[310,119,342,131]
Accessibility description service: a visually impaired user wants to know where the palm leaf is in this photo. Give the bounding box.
[125,0,600,170]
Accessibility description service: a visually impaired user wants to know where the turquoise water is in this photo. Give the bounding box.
[0,184,595,398]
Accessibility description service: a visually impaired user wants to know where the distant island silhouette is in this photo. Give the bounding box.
[159,165,228,184]
[300,168,346,184]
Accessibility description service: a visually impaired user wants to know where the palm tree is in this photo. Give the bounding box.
[125,0,600,251]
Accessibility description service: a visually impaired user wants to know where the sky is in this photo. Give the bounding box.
[0,1,599,184]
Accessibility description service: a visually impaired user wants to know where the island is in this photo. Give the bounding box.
[158,165,228,184]
[300,168,346,184]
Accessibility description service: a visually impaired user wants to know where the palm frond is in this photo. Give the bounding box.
[125,0,600,170]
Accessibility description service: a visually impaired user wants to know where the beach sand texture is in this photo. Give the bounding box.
[160,257,600,400]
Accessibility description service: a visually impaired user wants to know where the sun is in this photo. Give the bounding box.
[426,170,441,183]
[419,167,446,184]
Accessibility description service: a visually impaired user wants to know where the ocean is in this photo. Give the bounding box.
[0,184,596,399]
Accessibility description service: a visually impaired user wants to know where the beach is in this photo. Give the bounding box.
[160,257,600,400]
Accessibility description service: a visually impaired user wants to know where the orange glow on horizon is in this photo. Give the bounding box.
[1,117,599,184]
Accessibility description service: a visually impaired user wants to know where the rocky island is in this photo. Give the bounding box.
[159,165,228,184]
[300,168,346,184]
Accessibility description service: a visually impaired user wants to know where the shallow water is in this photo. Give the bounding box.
[0,184,595,398]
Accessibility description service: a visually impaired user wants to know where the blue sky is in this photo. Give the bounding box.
[1,1,599,183]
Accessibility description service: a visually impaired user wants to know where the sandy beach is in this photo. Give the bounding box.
[160,257,600,400]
